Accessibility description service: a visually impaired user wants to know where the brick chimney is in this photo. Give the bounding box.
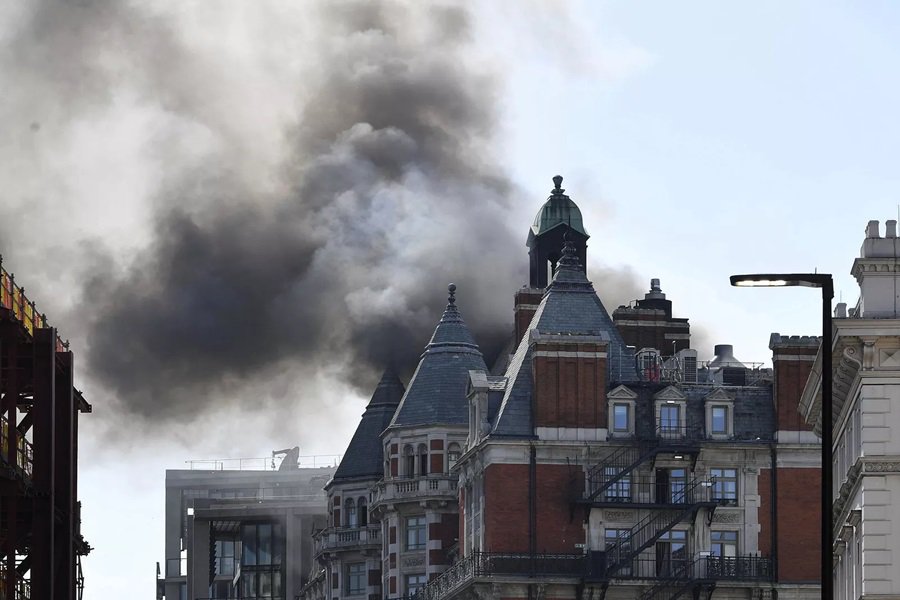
[531,333,608,429]
[514,287,543,345]
[852,219,900,317]
[769,333,819,436]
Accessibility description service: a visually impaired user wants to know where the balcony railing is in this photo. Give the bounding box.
[184,454,341,471]
[314,526,381,553]
[0,260,68,352]
[372,475,458,506]
[0,416,33,478]
[589,476,716,506]
[403,551,772,600]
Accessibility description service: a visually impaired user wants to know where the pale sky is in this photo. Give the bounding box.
[2,2,899,598]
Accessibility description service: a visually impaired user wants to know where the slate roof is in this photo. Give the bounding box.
[388,285,487,429]
[491,240,638,437]
[332,370,405,482]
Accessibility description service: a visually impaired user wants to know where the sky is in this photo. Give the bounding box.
[1,1,899,597]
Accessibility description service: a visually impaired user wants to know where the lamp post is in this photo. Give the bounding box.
[730,273,833,598]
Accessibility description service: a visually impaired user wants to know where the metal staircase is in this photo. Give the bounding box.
[604,477,715,577]
[585,442,658,501]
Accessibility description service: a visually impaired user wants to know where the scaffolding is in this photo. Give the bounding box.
[0,257,92,600]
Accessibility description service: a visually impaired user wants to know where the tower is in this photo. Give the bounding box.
[527,175,589,288]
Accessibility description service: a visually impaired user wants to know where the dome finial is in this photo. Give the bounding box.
[552,175,564,194]
[447,283,457,306]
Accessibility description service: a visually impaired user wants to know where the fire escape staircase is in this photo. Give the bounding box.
[636,559,715,600]
[604,477,716,578]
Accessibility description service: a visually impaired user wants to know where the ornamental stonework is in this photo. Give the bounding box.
[604,510,634,522]
[712,511,741,523]
[864,461,900,473]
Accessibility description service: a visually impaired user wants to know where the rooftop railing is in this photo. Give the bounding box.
[184,455,341,471]
[314,525,381,553]
[0,259,68,352]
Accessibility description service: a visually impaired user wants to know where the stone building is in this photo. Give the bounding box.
[805,219,900,600]
[309,177,822,600]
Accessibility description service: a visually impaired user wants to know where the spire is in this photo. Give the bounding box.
[424,283,480,354]
[549,236,592,291]
[368,368,405,408]
[388,284,487,428]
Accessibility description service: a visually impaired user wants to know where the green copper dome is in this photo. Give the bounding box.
[530,175,589,238]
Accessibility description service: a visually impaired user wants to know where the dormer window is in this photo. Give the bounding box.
[607,385,637,438]
[704,389,734,439]
[653,386,688,440]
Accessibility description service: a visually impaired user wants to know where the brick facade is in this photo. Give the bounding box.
[532,341,607,428]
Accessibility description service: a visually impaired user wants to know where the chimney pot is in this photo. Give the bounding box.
[867,220,881,238]
[834,302,848,318]
[887,220,897,238]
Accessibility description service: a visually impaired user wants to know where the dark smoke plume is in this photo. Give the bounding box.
[73,1,525,422]
[0,1,649,434]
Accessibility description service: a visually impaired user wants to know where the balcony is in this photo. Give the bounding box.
[371,475,458,507]
[314,525,381,554]
[402,552,773,600]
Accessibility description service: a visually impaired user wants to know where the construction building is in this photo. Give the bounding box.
[158,451,336,600]
[0,259,92,600]
[306,176,822,600]
[807,219,900,600]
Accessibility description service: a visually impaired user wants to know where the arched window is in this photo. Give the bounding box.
[417,444,428,477]
[344,497,357,528]
[403,445,415,478]
[358,497,368,527]
[447,443,462,470]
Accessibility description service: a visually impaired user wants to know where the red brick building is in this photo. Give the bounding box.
[308,177,821,600]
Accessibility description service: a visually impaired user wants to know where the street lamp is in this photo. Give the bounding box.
[730,273,833,598]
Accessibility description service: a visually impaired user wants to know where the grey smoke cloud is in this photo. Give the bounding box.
[0,1,648,432]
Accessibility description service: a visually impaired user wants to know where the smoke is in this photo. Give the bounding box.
[0,0,524,425]
[0,1,650,437]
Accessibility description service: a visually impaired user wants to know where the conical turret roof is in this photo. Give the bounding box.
[388,284,487,428]
[332,369,405,482]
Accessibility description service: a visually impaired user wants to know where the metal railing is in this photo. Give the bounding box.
[590,476,718,506]
[701,555,772,580]
[184,455,341,471]
[0,416,33,477]
[0,259,68,352]
[372,475,458,506]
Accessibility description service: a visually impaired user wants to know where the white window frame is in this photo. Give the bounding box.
[706,401,733,439]
[405,515,427,550]
[654,399,687,439]
[709,467,738,505]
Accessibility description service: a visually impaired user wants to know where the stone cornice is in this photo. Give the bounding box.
[832,456,900,532]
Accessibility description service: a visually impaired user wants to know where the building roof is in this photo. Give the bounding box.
[530,176,589,238]
[491,240,638,437]
[388,285,487,429]
[332,370,405,482]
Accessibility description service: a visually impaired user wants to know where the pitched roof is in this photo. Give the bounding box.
[388,285,487,429]
[491,241,638,437]
[332,370,405,482]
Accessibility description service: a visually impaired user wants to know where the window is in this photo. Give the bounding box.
[418,444,428,476]
[711,531,737,557]
[447,443,461,470]
[214,540,237,576]
[240,570,282,599]
[656,530,687,577]
[403,445,415,478]
[605,529,631,575]
[179,583,187,600]
[347,563,366,595]
[602,467,631,502]
[405,573,427,596]
[358,497,368,527]
[406,516,427,550]
[613,404,629,432]
[656,468,687,504]
[711,406,727,434]
[710,468,738,505]
[344,498,358,528]
[241,523,283,566]
[659,404,681,436]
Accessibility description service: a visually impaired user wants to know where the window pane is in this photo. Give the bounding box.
[242,525,257,566]
[712,407,727,433]
[614,404,629,431]
[259,524,272,564]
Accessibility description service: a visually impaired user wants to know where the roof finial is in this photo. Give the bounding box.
[447,283,457,306]
[552,175,564,194]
